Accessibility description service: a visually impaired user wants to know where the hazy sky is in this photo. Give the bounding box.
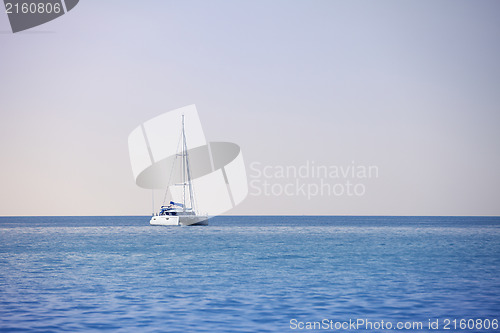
[1,0,499,216]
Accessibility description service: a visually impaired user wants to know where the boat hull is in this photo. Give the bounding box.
[179,215,209,226]
[149,215,209,226]
[150,215,179,226]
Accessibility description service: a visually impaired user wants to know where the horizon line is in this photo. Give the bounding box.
[0,214,499,218]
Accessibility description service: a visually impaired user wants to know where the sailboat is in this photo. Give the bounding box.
[150,115,209,226]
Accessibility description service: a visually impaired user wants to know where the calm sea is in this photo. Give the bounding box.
[0,216,499,332]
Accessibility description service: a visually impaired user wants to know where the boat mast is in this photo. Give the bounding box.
[182,115,186,211]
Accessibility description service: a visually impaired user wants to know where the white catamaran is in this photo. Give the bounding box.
[150,115,209,226]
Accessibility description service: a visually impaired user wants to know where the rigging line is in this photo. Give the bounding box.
[184,126,196,212]
[181,114,196,212]
[161,129,183,206]
[186,158,196,211]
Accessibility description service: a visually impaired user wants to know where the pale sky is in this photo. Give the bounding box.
[1,0,499,216]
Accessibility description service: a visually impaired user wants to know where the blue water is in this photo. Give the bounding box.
[1,216,499,332]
